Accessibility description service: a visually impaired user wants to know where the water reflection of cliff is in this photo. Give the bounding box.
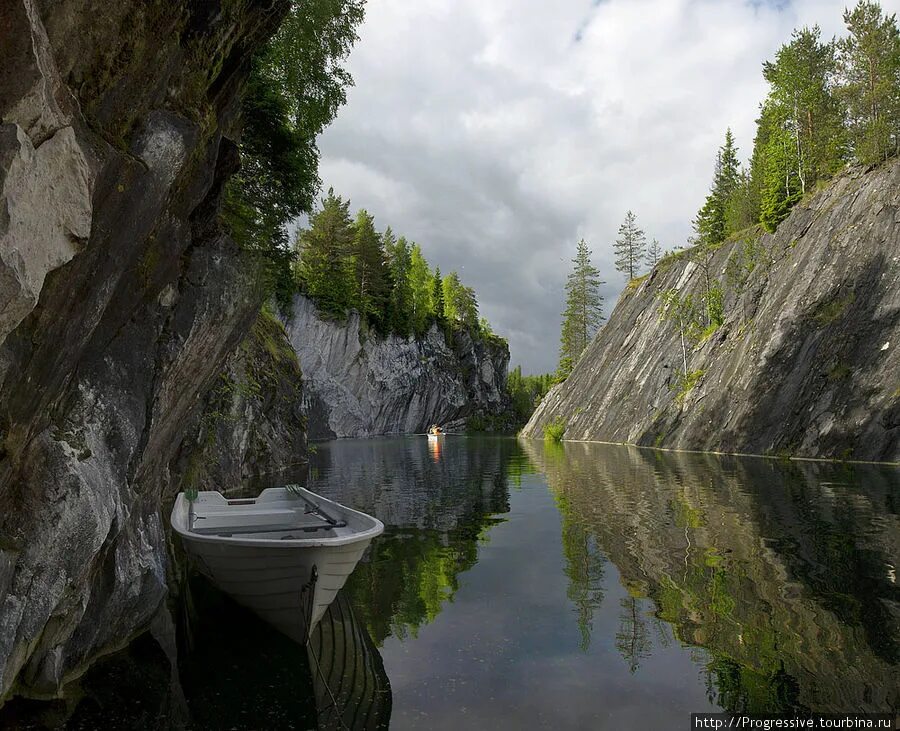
[521,440,900,713]
[308,437,533,644]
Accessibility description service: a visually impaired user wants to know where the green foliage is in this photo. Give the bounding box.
[430,267,445,323]
[705,281,725,330]
[714,3,899,236]
[659,288,702,378]
[223,0,365,307]
[408,244,433,335]
[838,2,900,164]
[673,369,705,403]
[811,291,856,326]
[725,233,768,295]
[350,208,392,333]
[759,121,803,232]
[827,363,852,381]
[507,366,554,425]
[296,195,497,342]
[646,239,663,269]
[295,188,355,318]
[763,26,845,189]
[614,211,647,280]
[544,418,567,443]
[384,230,413,336]
[694,129,741,248]
[442,272,479,330]
[558,239,605,380]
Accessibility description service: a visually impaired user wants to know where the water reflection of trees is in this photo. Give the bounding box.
[308,437,535,645]
[522,439,900,713]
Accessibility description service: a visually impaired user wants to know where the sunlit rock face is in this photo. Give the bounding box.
[522,160,900,462]
[0,0,290,702]
[284,294,511,438]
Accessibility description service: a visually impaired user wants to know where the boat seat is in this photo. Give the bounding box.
[190,508,345,536]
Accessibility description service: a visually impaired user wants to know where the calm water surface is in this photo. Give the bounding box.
[304,436,899,729]
[6,436,897,730]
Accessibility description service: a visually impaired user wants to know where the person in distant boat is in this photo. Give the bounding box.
[428,425,443,435]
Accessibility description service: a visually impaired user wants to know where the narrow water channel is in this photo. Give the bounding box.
[6,436,896,730]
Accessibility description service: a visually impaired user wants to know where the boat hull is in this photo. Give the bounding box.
[171,488,383,642]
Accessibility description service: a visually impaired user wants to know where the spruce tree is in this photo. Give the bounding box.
[759,122,802,232]
[384,230,412,336]
[646,239,663,269]
[296,188,355,317]
[351,209,391,330]
[614,211,646,280]
[694,129,741,247]
[408,244,432,334]
[431,267,445,322]
[558,239,605,379]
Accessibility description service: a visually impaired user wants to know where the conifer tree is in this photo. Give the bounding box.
[408,244,432,334]
[351,209,391,330]
[384,230,412,336]
[558,239,605,379]
[441,271,478,329]
[614,211,646,280]
[431,267,445,322]
[838,1,900,164]
[725,169,758,233]
[694,130,741,247]
[442,272,462,323]
[763,26,843,194]
[296,188,355,317]
[646,239,663,269]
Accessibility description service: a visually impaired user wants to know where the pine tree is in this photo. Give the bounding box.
[763,26,843,194]
[614,211,646,280]
[296,188,355,317]
[838,1,900,164]
[558,239,605,379]
[646,239,663,269]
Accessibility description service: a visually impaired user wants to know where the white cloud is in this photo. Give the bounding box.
[317,0,900,372]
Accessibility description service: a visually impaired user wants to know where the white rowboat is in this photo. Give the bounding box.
[171,486,384,642]
[427,432,445,441]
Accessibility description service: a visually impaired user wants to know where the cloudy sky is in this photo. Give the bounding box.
[316,0,899,373]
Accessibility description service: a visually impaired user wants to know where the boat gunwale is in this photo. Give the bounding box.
[170,488,384,549]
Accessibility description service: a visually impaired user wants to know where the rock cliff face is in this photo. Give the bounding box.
[0,0,297,703]
[173,310,306,496]
[284,295,511,438]
[522,161,900,463]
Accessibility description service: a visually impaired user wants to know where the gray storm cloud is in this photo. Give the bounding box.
[315,0,896,373]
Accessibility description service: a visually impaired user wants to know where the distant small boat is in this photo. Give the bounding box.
[171,486,383,642]
[427,432,445,441]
